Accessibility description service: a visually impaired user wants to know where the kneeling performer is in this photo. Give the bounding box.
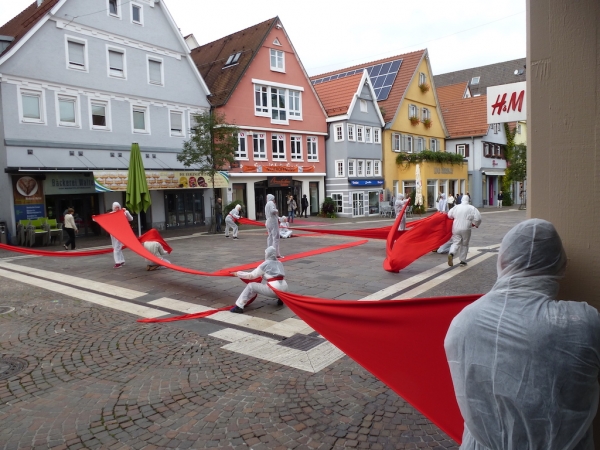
[230,246,288,313]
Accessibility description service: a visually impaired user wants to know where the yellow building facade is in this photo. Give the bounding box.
[382,57,468,208]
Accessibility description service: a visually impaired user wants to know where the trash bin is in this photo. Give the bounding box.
[0,221,10,245]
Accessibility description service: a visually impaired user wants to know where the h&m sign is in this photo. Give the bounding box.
[487,82,526,123]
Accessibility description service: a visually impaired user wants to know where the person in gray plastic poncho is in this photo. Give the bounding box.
[444,219,600,450]
[224,204,242,239]
[265,194,283,258]
[447,196,481,266]
[394,193,409,230]
[230,246,288,313]
[111,202,133,268]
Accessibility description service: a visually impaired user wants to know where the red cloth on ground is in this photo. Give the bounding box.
[384,212,453,273]
[138,229,173,253]
[273,288,482,444]
[0,243,113,257]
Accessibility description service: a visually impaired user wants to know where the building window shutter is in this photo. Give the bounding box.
[68,41,85,66]
[149,60,162,84]
[109,50,123,71]
[464,144,470,157]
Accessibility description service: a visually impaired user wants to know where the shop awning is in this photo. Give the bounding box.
[349,179,384,186]
[481,170,506,176]
[93,170,229,192]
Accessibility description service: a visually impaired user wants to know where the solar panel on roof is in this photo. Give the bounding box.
[311,58,402,101]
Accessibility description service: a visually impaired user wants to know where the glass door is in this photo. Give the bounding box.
[352,192,364,217]
[309,182,319,215]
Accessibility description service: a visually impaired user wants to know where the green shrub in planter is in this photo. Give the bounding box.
[223,200,245,217]
[320,197,336,218]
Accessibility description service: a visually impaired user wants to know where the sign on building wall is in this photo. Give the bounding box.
[487,81,526,124]
[44,173,96,195]
[13,176,45,220]
[93,171,229,192]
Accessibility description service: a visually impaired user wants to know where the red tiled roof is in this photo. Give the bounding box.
[0,0,60,57]
[313,72,363,117]
[190,17,277,107]
[439,95,489,138]
[311,50,426,123]
[436,82,468,104]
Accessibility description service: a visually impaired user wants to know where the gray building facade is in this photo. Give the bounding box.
[0,0,211,239]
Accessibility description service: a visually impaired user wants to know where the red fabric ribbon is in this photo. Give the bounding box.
[272,287,482,444]
[0,243,113,257]
[138,229,173,253]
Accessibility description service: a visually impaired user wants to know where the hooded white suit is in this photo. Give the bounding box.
[437,193,448,212]
[445,219,600,449]
[447,196,481,263]
[394,194,408,230]
[265,194,281,256]
[235,246,288,309]
[225,205,241,238]
[279,216,292,239]
[110,202,133,265]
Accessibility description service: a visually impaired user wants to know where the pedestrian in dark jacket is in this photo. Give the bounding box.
[301,194,309,218]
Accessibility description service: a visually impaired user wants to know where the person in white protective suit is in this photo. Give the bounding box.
[143,241,171,271]
[437,193,448,213]
[229,246,288,313]
[394,193,409,230]
[446,196,481,266]
[110,202,133,268]
[265,194,283,258]
[279,216,293,239]
[444,219,600,450]
[225,204,242,239]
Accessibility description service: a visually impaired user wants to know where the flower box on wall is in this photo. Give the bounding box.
[409,116,420,126]
[422,118,432,129]
[418,83,430,93]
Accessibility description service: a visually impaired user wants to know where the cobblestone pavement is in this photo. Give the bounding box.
[0,209,527,449]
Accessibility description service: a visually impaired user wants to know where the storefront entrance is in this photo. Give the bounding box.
[352,192,365,217]
[164,191,205,228]
[45,194,101,236]
[309,182,319,215]
[254,179,302,220]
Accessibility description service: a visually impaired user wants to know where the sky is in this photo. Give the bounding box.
[0,0,526,76]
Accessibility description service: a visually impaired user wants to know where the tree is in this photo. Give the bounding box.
[503,123,527,207]
[177,111,239,231]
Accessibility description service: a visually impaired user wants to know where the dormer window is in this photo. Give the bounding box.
[471,76,480,85]
[224,52,242,68]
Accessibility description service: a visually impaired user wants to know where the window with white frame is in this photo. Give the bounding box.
[270,87,286,122]
[348,159,355,177]
[365,127,372,143]
[224,52,242,67]
[347,123,355,141]
[392,133,401,151]
[404,135,413,153]
[288,90,301,118]
[271,134,285,160]
[357,125,364,142]
[108,0,120,18]
[132,105,149,133]
[131,3,143,25]
[331,193,343,213]
[290,135,302,160]
[306,136,318,161]
[147,57,163,86]
[419,72,426,85]
[57,95,78,127]
[422,108,430,121]
[236,132,247,159]
[471,76,480,85]
[254,85,269,115]
[430,138,438,151]
[189,113,201,129]
[483,142,490,157]
[360,99,368,113]
[66,37,87,71]
[169,111,183,137]
[19,89,45,124]
[374,128,380,144]
[107,47,125,78]
[409,104,418,118]
[365,160,372,176]
[457,144,467,157]
[270,49,284,72]
[334,124,344,142]
[517,123,522,134]
[90,100,109,130]
[373,160,381,176]
[335,160,344,177]
[253,133,267,159]
[357,160,364,177]
[415,137,424,152]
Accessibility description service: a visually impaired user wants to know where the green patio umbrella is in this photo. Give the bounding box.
[126,143,151,236]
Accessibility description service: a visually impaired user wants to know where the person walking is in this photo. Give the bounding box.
[287,194,297,223]
[300,194,309,218]
[63,207,77,250]
[447,193,455,209]
[497,191,503,208]
[456,193,463,205]
[447,196,481,267]
[265,194,283,258]
[229,246,288,313]
[445,219,600,450]
[215,198,223,232]
[110,202,133,268]
[224,204,242,239]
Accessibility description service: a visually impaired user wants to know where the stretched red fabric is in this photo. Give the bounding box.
[384,212,453,273]
[94,211,221,276]
[273,288,482,444]
[0,242,113,257]
[138,229,173,253]
[386,198,411,254]
[211,239,368,276]
[238,217,265,227]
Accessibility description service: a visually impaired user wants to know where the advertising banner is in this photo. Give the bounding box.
[13,176,45,220]
[44,173,96,195]
[487,81,526,124]
[267,176,293,188]
[93,170,229,192]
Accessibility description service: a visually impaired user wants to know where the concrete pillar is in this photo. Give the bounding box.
[527,0,599,443]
